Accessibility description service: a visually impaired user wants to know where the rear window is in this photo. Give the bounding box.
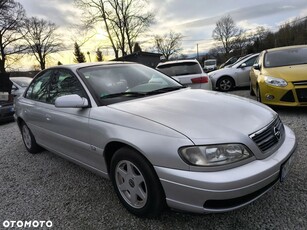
[204,60,216,65]
[264,47,307,67]
[157,62,202,76]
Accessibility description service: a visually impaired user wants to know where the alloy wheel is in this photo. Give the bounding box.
[219,78,233,91]
[115,160,148,209]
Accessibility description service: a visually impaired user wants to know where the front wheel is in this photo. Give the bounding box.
[217,77,234,92]
[110,147,165,218]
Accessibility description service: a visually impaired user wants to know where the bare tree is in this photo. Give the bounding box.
[0,0,26,73]
[74,0,154,58]
[154,31,183,60]
[109,0,153,54]
[212,15,242,55]
[22,17,62,70]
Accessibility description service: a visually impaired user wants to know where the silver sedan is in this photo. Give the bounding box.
[14,62,297,217]
[209,53,259,91]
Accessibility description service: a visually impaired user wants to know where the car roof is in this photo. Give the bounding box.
[264,44,307,53]
[46,61,137,72]
[157,59,199,67]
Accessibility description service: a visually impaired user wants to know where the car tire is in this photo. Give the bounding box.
[217,77,234,92]
[256,86,262,102]
[21,122,43,154]
[110,147,165,218]
[250,82,255,96]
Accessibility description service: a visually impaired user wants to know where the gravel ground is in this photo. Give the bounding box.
[0,89,306,230]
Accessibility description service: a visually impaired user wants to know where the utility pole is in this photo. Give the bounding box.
[197,43,199,61]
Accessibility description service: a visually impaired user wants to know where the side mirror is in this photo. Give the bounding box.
[55,94,89,108]
[253,63,261,70]
[240,63,247,68]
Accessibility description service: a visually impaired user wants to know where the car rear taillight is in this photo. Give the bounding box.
[191,76,209,84]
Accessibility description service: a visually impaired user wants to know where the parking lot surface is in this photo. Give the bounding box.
[0,90,306,229]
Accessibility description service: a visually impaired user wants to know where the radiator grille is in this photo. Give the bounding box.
[249,117,284,153]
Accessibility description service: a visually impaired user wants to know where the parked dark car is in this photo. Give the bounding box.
[0,74,14,122]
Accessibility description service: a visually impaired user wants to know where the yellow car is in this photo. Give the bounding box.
[250,45,307,106]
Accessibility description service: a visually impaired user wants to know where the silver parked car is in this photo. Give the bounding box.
[156,59,212,90]
[10,77,33,98]
[14,62,296,217]
[209,53,259,91]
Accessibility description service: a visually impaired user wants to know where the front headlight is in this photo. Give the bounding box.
[179,144,252,167]
[264,76,287,87]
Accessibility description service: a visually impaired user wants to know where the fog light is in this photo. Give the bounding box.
[266,94,275,100]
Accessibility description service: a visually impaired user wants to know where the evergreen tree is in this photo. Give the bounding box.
[73,42,86,63]
[133,42,142,53]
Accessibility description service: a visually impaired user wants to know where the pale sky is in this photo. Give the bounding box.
[16,0,307,66]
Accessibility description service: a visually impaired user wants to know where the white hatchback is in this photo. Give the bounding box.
[156,59,212,90]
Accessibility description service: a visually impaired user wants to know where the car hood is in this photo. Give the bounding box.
[109,89,276,143]
[264,64,307,81]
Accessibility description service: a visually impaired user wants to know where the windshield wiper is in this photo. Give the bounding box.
[100,91,147,99]
[101,86,185,98]
[147,86,186,95]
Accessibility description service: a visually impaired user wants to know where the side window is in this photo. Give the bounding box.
[25,70,52,102]
[244,56,258,67]
[254,56,260,65]
[48,70,86,104]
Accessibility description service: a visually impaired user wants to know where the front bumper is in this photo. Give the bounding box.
[0,105,15,122]
[155,125,296,213]
[260,82,307,106]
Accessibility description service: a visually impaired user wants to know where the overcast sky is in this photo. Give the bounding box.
[18,0,307,56]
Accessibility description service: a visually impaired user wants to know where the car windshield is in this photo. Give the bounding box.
[157,62,202,76]
[11,78,32,87]
[78,64,183,103]
[264,47,307,68]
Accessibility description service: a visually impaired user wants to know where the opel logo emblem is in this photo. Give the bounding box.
[274,126,281,140]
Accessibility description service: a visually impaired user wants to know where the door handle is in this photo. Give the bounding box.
[45,114,52,121]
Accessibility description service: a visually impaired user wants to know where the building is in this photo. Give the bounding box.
[114,52,162,68]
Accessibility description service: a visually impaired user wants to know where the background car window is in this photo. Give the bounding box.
[157,62,202,76]
[254,56,260,65]
[48,70,86,104]
[25,70,52,102]
[243,56,258,67]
